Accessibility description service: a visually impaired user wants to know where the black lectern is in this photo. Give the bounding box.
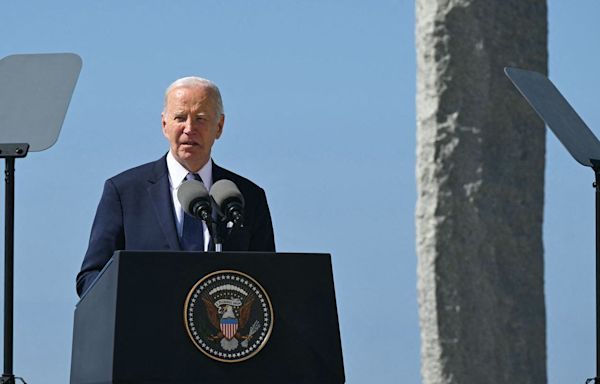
[70,251,345,384]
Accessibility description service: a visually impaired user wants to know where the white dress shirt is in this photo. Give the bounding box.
[166,151,213,251]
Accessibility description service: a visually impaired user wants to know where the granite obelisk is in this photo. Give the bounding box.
[416,1,548,383]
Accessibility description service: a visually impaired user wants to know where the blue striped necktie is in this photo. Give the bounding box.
[180,173,205,251]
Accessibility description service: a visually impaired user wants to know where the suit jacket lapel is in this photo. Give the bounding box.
[147,157,182,250]
[212,161,226,183]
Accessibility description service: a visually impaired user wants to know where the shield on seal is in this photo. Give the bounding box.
[220,317,239,340]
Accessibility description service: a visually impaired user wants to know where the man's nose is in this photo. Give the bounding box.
[183,117,194,132]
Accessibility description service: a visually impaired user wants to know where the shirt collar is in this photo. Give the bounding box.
[166,151,213,189]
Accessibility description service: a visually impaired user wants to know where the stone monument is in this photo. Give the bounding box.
[416,1,548,383]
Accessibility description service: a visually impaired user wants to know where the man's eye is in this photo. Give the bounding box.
[174,116,186,122]
[196,116,206,122]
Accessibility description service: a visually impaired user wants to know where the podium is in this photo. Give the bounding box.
[70,251,345,383]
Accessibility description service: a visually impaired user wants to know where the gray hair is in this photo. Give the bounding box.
[163,76,224,116]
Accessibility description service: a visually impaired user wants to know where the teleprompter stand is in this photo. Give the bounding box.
[0,144,29,384]
[505,67,600,384]
[0,54,82,383]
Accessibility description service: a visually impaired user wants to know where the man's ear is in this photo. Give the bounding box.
[161,112,167,136]
[216,114,225,139]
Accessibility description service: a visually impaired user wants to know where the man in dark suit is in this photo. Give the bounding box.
[76,77,275,297]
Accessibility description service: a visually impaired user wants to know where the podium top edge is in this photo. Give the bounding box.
[112,250,332,257]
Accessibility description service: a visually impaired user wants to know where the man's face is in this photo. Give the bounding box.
[162,85,224,172]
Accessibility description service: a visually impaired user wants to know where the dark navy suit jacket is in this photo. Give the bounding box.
[76,156,275,296]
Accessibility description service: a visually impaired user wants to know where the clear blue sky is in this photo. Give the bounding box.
[0,1,598,383]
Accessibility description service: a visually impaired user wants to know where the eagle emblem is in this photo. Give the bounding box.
[202,295,255,351]
[184,270,273,362]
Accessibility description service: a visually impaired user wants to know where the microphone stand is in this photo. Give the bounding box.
[207,219,242,253]
[0,144,29,384]
[212,222,222,252]
[207,220,222,253]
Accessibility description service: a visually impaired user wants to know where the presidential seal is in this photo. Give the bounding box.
[184,270,274,363]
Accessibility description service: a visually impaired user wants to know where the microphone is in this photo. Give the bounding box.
[210,179,245,226]
[177,179,212,223]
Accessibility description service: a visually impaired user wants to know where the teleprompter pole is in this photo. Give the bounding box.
[589,160,600,384]
[2,157,14,384]
[0,144,29,384]
[586,170,600,384]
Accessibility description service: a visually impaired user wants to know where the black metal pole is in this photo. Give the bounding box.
[2,157,15,384]
[0,144,29,384]
[596,168,600,382]
[588,162,600,384]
